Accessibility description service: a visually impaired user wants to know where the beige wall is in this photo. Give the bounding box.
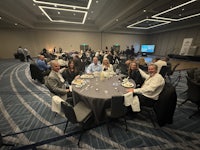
[102,33,146,52]
[0,29,103,58]
[1,26,200,59]
[0,29,147,59]
[149,26,200,56]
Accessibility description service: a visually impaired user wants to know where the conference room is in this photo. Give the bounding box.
[0,0,200,149]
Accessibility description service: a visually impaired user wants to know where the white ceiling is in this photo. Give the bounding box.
[0,0,200,34]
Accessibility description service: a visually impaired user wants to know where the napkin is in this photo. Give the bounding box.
[124,92,140,112]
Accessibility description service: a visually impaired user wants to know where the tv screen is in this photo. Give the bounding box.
[141,45,155,53]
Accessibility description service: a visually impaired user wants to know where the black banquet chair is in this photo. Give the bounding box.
[180,76,200,118]
[61,101,92,147]
[0,133,15,149]
[159,66,168,78]
[30,63,44,84]
[105,96,128,137]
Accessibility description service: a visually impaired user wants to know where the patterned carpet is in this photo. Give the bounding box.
[0,59,200,150]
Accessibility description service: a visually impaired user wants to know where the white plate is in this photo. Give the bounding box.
[80,74,94,79]
[72,79,85,85]
[121,82,134,88]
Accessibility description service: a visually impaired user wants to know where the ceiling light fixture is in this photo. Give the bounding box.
[127,19,171,29]
[38,6,88,24]
[33,0,92,10]
[152,0,199,21]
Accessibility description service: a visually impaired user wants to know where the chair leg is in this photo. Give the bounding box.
[106,119,112,137]
[77,131,84,147]
[64,121,69,133]
[189,106,200,119]
[124,117,128,131]
[149,110,156,128]
[179,99,188,107]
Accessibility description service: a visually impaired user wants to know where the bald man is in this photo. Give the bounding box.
[86,56,102,73]
[45,60,70,101]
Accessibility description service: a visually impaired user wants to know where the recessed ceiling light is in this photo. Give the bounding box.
[38,6,88,24]
[152,0,199,21]
[58,11,60,14]
[33,3,36,6]
[33,0,92,10]
[143,9,146,12]
[0,17,2,19]
[127,19,171,29]
[14,23,18,26]
[96,1,99,3]
[73,13,76,16]
[116,19,119,21]
[91,11,94,14]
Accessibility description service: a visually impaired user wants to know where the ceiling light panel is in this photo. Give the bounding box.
[33,0,92,9]
[127,19,170,29]
[39,6,88,24]
[152,0,200,21]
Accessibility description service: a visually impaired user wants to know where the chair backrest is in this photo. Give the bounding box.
[168,63,180,76]
[154,83,177,126]
[159,66,168,77]
[186,76,200,104]
[61,101,77,124]
[0,133,2,148]
[110,96,127,118]
[30,63,44,82]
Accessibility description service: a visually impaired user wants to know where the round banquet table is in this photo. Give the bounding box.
[72,75,136,124]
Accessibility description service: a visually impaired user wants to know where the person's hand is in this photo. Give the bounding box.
[75,75,80,79]
[126,88,134,93]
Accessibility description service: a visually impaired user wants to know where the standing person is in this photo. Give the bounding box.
[24,47,33,62]
[126,64,165,107]
[130,45,135,58]
[86,57,102,73]
[45,60,70,101]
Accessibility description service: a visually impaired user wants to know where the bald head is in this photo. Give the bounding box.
[50,60,60,72]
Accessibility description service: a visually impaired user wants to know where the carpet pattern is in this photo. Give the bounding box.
[0,59,200,150]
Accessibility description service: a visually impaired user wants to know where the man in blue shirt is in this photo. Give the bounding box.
[86,56,102,73]
[36,55,51,76]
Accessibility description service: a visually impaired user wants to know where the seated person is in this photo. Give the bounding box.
[153,57,167,73]
[128,62,145,88]
[127,64,165,107]
[45,60,71,101]
[102,58,114,73]
[62,60,80,85]
[137,57,148,71]
[86,56,102,74]
[35,55,51,76]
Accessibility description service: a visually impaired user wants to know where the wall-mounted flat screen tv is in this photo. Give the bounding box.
[141,45,155,53]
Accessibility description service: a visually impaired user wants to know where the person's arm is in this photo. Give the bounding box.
[46,77,69,95]
[138,68,149,79]
[134,75,165,95]
[86,64,92,73]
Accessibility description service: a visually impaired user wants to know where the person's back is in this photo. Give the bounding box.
[154,58,167,73]
[36,55,50,71]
